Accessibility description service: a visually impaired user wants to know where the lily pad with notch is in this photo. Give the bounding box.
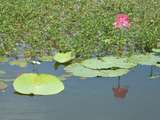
[13,73,64,95]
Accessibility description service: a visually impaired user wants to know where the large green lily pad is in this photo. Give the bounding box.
[65,63,99,77]
[65,63,129,78]
[81,56,136,69]
[128,53,160,65]
[13,73,64,95]
[53,52,75,63]
[9,60,28,68]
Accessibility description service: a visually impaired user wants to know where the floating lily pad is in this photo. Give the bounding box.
[65,63,129,78]
[13,73,64,95]
[81,56,136,69]
[39,56,53,62]
[9,60,28,68]
[128,53,160,65]
[0,81,8,90]
[53,52,75,63]
[152,48,160,53]
[65,63,99,77]
[98,69,129,77]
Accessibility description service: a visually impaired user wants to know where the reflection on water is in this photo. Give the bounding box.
[0,62,160,120]
[112,77,128,100]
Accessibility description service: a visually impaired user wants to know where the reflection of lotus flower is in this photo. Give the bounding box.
[112,87,128,99]
[113,14,131,29]
[112,77,128,99]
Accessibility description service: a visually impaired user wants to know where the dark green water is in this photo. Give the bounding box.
[0,62,160,120]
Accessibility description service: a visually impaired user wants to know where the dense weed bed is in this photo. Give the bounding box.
[0,0,160,58]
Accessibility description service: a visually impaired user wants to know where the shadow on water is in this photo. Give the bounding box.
[0,62,160,120]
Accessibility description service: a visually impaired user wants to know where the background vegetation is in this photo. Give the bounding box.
[0,0,160,58]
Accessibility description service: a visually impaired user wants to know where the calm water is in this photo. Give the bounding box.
[0,62,160,120]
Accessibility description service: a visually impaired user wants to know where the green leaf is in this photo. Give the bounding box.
[81,56,136,69]
[98,69,129,77]
[128,53,160,65]
[65,63,129,78]
[13,73,64,95]
[9,60,28,68]
[65,63,99,77]
[53,52,75,63]
[152,48,160,53]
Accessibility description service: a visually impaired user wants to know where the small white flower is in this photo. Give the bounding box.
[31,60,41,65]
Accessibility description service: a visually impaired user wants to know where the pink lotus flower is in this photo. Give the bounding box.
[113,14,131,29]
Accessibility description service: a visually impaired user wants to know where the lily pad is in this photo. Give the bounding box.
[152,48,160,53]
[9,60,28,68]
[39,56,53,62]
[128,53,160,65]
[65,63,129,78]
[0,81,8,90]
[98,69,129,77]
[81,56,136,69]
[65,63,99,77]
[13,73,64,95]
[53,52,75,63]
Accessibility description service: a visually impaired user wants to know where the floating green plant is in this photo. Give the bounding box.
[13,73,64,95]
[65,63,99,77]
[128,53,160,66]
[53,52,75,63]
[65,63,129,78]
[81,56,136,69]
[152,48,160,53]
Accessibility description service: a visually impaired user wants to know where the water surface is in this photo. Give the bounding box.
[0,62,160,120]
